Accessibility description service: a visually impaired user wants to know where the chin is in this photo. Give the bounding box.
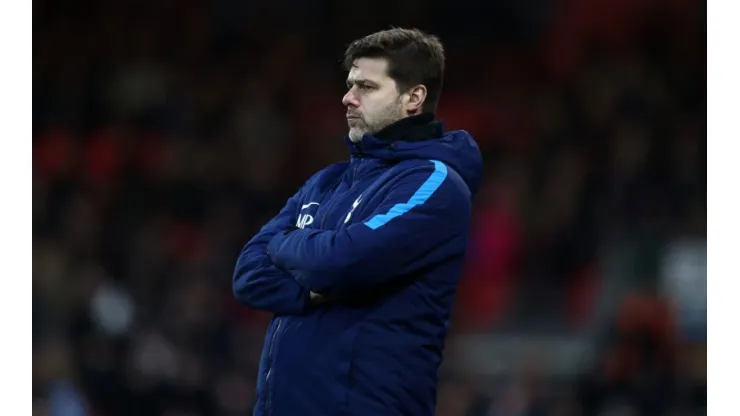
[348,129,364,143]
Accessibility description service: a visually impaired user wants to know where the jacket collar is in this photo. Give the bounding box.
[373,113,443,142]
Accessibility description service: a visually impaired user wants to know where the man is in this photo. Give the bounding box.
[233,28,483,415]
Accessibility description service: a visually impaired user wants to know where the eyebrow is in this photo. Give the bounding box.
[346,78,379,88]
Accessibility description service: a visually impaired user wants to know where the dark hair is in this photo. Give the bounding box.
[343,28,445,113]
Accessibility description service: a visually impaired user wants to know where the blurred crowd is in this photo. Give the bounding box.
[33,0,706,415]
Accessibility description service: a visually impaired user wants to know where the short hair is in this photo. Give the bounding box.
[343,28,445,113]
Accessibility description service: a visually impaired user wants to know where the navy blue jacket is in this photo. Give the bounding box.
[233,113,483,416]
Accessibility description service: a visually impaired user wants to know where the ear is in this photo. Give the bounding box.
[404,85,427,115]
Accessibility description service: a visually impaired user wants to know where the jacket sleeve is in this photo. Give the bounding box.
[267,160,471,296]
[232,190,312,315]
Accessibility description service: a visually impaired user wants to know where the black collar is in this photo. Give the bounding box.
[373,113,443,142]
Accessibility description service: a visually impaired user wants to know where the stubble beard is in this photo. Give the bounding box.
[348,124,365,143]
[347,100,403,143]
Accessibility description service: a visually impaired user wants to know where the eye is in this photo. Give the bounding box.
[358,84,373,91]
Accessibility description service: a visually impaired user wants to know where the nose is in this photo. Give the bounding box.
[342,88,359,108]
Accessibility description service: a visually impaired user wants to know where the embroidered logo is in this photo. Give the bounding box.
[296,202,319,229]
[344,195,362,224]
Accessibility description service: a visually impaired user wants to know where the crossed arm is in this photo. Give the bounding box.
[267,161,469,297]
[233,160,469,313]
[232,191,314,315]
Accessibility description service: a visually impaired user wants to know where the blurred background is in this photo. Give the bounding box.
[33,0,706,415]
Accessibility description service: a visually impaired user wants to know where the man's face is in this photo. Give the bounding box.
[342,57,404,143]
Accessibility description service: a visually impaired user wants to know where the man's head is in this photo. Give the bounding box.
[342,28,445,142]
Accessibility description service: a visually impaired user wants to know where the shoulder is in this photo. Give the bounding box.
[384,159,472,206]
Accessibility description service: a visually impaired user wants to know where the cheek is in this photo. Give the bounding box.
[355,102,371,121]
[361,98,385,119]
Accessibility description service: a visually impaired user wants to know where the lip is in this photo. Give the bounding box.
[346,115,360,120]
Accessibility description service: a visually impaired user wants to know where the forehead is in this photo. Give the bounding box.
[347,57,391,83]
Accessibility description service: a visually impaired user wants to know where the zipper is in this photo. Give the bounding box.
[264,317,283,415]
[352,142,365,183]
[320,154,364,229]
[353,155,364,182]
[320,188,342,229]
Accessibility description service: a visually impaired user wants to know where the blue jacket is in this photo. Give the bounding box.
[233,113,484,416]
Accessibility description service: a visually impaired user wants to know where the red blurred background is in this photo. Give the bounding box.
[33,1,706,415]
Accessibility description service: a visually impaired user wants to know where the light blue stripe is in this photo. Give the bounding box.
[364,160,448,230]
